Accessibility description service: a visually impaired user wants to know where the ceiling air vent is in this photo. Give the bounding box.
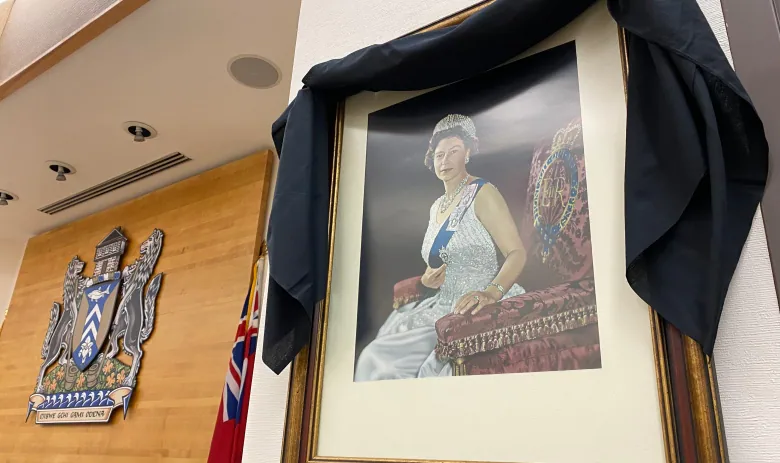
[39,152,191,215]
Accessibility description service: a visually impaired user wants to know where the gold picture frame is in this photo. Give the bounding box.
[282,3,727,462]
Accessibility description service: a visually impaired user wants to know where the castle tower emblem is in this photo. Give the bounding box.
[93,228,127,277]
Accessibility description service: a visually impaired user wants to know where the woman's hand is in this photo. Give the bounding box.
[421,264,446,289]
[454,290,499,315]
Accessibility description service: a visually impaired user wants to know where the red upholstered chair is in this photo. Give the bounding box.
[393,119,600,375]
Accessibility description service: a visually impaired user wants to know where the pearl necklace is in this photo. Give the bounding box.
[439,176,470,213]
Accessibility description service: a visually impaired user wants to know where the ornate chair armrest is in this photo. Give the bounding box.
[435,278,597,360]
[393,276,429,309]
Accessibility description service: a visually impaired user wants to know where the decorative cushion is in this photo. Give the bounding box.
[435,278,596,360]
[456,323,601,375]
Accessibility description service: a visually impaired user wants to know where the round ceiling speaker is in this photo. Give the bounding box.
[228,55,281,89]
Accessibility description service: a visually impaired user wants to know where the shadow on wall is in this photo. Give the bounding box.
[0,236,28,330]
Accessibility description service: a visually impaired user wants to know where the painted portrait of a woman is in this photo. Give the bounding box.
[353,42,600,382]
[355,114,527,381]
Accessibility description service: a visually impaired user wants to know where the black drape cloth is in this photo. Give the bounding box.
[263,0,768,374]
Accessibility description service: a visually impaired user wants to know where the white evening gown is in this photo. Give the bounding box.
[354,192,524,381]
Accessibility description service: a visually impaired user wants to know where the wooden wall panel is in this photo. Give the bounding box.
[0,151,273,462]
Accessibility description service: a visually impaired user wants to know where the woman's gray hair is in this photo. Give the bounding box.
[424,114,480,170]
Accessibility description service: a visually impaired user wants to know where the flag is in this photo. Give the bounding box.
[208,254,264,463]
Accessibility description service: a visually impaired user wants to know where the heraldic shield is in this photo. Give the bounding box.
[71,276,121,371]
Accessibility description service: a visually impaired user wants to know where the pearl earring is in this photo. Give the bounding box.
[466,157,470,164]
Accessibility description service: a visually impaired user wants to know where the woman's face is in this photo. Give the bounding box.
[433,136,470,182]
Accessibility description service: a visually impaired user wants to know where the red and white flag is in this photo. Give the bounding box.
[208,255,264,463]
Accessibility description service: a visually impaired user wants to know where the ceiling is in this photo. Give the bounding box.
[0,0,301,239]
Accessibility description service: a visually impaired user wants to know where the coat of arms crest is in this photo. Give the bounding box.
[27,227,164,424]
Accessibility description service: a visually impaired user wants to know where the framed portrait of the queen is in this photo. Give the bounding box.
[283,2,726,463]
[353,41,600,381]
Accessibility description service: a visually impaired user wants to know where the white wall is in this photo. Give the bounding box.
[714,211,780,462]
[242,1,780,462]
[243,154,291,463]
[696,1,780,461]
[0,236,27,328]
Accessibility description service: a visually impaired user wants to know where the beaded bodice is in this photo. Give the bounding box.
[422,197,498,306]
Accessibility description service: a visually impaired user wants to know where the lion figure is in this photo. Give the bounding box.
[106,229,164,387]
[35,257,86,393]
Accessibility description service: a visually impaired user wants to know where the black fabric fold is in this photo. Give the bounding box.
[263,0,768,374]
[612,0,767,353]
[301,0,596,93]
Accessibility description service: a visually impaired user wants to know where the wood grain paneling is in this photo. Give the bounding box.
[0,151,273,462]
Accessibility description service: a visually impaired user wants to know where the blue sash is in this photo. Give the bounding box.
[428,179,487,268]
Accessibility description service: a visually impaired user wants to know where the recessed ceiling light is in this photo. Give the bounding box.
[121,121,158,142]
[0,190,17,206]
[46,161,76,182]
[228,55,281,89]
